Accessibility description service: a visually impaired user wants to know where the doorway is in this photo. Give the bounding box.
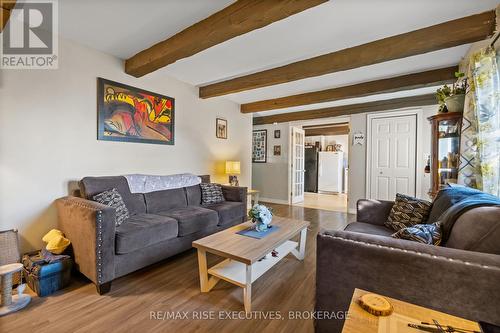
[366,110,422,200]
[289,121,349,212]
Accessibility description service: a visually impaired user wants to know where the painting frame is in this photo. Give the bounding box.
[252,129,267,163]
[97,77,175,145]
[274,129,281,139]
[216,118,227,139]
[273,145,281,156]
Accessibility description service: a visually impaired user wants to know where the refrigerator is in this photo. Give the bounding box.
[304,146,319,192]
[318,152,344,193]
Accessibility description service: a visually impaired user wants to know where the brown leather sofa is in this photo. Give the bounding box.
[315,187,500,332]
[56,175,247,294]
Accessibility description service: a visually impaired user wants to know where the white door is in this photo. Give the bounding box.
[369,115,417,200]
[291,127,305,203]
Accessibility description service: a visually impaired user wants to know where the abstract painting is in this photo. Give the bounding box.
[97,78,175,145]
[252,129,267,163]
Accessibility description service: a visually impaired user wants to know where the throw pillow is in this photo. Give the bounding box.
[92,188,129,227]
[392,222,442,245]
[385,193,432,231]
[200,183,225,205]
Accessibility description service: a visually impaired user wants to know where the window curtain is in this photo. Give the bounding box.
[458,46,500,197]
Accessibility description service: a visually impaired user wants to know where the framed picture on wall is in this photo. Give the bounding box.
[216,118,227,139]
[97,78,175,145]
[273,145,281,156]
[252,129,267,163]
[274,129,280,138]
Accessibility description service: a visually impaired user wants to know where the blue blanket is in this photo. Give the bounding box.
[436,186,500,243]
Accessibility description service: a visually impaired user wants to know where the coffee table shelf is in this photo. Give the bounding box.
[208,240,298,287]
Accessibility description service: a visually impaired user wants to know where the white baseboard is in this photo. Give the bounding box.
[259,197,290,205]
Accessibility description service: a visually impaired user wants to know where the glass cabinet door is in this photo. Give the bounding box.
[437,118,460,189]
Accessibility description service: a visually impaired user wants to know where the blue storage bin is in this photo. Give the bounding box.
[22,250,72,297]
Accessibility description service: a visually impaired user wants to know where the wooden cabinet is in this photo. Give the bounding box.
[427,113,462,197]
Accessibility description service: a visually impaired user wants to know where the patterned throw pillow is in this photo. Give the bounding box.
[200,183,225,205]
[385,193,432,231]
[392,222,442,245]
[92,188,129,227]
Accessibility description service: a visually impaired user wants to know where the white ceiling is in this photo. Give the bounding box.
[58,0,500,117]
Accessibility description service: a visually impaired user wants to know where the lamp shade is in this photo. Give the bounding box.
[225,161,241,175]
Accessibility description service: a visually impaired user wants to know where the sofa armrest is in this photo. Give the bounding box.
[221,185,247,203]
[356,199,394,226]
[55,196,116,285]
[315,231,500,333]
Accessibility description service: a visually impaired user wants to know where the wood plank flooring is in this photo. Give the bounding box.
[0,204,354,333]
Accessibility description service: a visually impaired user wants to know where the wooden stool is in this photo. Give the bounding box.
[0,263,31,316]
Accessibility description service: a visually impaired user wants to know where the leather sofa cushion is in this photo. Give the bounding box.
[344,222,394,237]
[446,206,500,255]
[205,202,245,226]
[185,185,202,206]
[115,213,178,254]
[80,176,146,215]
[158,206,218,236]
[144,188,187,213]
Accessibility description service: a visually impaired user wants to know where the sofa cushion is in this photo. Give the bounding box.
[392,222,442,245]
[144,188,187,213]
[92,188,130,227]
[446,206,500,255]
[205,201,246,226]
[115,213,178,254]
[344,222,393,237]
[158,206,218,236]
[200,183,225,205]
[185,185,202,206]
[80,176,146,215]
[385,193,432,231]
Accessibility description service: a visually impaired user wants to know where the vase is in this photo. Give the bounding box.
[444,94,465,113]
[253,219,268,232]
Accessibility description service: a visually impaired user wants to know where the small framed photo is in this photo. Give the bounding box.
[273,145,281,156]
[326,145,334,152]
[274,130,281,139]
[216,118,227,139]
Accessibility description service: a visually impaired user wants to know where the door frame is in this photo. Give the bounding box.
[288,117,350,204]
[365,108,423,199]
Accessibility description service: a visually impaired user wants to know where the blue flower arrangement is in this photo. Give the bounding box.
[248,204,273,232]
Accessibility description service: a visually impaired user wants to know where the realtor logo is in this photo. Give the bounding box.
[1,0,58,69]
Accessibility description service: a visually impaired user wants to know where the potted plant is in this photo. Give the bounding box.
[248,204,273,232]
[436,72,468,113]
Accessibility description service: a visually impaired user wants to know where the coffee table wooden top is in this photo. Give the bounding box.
[192,217,309,265]
[342,289,480,333]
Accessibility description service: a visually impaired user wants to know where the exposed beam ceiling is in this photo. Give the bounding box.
[305,125,349,137]
[0,0,16,32]
[253,94,437,125]
[125,0,327,78]
[241,66,457,113]
[200,10,495,98]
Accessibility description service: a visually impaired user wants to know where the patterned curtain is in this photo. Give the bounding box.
[458,47,500,197]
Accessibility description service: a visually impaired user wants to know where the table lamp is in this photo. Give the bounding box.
[225,161,241,186]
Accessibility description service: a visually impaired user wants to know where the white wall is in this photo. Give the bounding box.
[0,38,252,252]
[251,123,290,203]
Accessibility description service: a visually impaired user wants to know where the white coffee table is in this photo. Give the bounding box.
[192,216,309,313]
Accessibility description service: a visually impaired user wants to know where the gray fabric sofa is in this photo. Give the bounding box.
[315,189,500,332]
[55,175,247,294]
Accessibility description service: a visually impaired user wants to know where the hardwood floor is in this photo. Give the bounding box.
[0,204,354,333]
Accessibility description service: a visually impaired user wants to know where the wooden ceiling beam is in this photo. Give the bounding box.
[125,0,327,78]
[241,66,457,113]
[0,0,15,33]
[253,94,437,125]
[305,125,349,136]
[201,10,495,98]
